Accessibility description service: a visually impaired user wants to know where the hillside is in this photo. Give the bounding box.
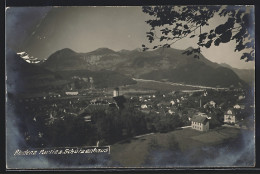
[140,61,246,88]
[41,47,248,88]
[110,127,251,167]
[56,69,136,89]
[6,48,68,93]
[220,63,254,86]
[37,48,137,88]
[41,48,88,71]
[114,48,246,88]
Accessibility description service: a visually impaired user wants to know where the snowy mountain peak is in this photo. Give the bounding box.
[17,51,45,64]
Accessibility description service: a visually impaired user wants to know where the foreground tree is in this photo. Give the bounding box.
[142,5,255,61]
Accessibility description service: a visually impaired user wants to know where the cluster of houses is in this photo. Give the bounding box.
[137,93,187,115]
[135,89,251,132]
[190,105,249,132]
[18,84,252,132]
[17,92,61,102]
[189,99,250,131]
[64,76,95,95]
[78,88,127,122]
[191,98,250,131]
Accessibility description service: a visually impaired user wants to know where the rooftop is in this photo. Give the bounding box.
[191,115,208,124]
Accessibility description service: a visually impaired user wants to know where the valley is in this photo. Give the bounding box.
[5,5,255,169]
[6,46,255,167]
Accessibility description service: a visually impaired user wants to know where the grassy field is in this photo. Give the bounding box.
[110,127,241,167]
[191,127,240,145]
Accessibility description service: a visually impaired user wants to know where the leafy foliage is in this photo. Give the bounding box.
[19,98,185,148]
[142,5,255,61]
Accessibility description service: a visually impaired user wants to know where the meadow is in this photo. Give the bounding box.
[110,127,242,167]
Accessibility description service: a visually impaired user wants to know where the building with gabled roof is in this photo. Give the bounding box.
[224,108,236,124]
[233,104,241,109]
[238,95,245,100]
[191,114,209,132]
[203,100,216,108]
[233,103,246,110]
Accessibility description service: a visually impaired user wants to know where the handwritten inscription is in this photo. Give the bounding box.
[14,146,110,156]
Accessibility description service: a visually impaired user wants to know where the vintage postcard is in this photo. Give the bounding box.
[5,6,255,169]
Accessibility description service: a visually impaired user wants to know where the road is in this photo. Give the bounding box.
[132,78,228,90]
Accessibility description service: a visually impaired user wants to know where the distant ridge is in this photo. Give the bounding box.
[42,48,87,71]
[220,63,254,86]
[41,47,249,88]
[87,48,116,55]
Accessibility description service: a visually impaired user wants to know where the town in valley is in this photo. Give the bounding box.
[6,6,255,167]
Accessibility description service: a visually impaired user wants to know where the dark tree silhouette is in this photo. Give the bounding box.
[142,5,255,61]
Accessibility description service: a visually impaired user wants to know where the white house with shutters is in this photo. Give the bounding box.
[191,114,209,132]
[224,108,236,124]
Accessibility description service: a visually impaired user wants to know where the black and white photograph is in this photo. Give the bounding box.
[5,5,255,169]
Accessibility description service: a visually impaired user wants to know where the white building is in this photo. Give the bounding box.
[224,109,236,124]
[233,104,241,109]
[170,100,175,105]
[65,91,78,95]
[191,114,209,132]
[209,101,216,108]
[141,104,148,109]
[113,87,119,97]
[204,101,216,108]
[238,95,245,100]
[168,109,175,115]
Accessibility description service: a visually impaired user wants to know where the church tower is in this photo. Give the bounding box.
[113,87,119,97]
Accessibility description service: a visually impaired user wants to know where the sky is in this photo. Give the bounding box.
[5,6,255,69]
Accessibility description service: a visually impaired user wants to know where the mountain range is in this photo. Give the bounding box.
[17,51,46,64]
[40,47,251,88]
[6,46,254,93]
[6,48,136,93]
